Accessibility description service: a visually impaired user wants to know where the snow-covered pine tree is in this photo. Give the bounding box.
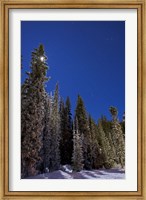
[21,44,48,178]
[97,120,115,169]
[88,115,101,169]
[100,116,116,167]
[48,83,61,171]
[65,97,73,164]
[60,97,73,165]
[43,93,52,171]
[72,118,84,171]
[59,98,65,164]
[109,106,125,168]
[75,95,92,169]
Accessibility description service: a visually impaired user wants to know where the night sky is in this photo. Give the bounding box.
[21,21,125,121]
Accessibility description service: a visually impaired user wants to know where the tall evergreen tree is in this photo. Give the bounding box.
[60,97,73,165]
[88,115,101,169]
[109,106,125,168]
[48,83,61,171]
[75,95,92,169]
[43,93,52,171]
[72,119,84,171]
[59,98,65,164]
[96,120,113,169]
[100,116,116,166]
[21,44,48,178]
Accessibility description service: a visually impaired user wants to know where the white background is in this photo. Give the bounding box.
[9,9,137,191]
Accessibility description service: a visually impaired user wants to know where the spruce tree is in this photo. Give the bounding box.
[60,97,73,165]
[75,95,92,169]
[65,97,73,163]
[100,116,116,167]
[48,83,61,171]
[59,98,66,164]
[72,119,84,171]
[21,44,48,178]
[43,93,52,171]
[109,106,125,168]
[88,115,101,169]
[97,120,114,169]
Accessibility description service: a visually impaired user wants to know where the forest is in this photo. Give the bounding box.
[21,44,125,178]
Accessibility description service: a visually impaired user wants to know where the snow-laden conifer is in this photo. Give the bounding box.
[43,93,52,171]
[21,44,48,177]
[88,115,101,169]
[72,119,84,171]
[75,95,92,169]
[100,116,116,167]
[47,84,61,171]
[109,106,125,168]
[60,97,73,165]
[97,120,115,169]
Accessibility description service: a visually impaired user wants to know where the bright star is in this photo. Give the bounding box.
[40,56,45,62]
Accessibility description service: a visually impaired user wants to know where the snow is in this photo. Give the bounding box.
[62,165,73,173]
[97,170,124,179]
[45,167,50,173]
[59,170,73,179]
[26,168,125,179]
[79,169,125,179]
[80,171,95,179]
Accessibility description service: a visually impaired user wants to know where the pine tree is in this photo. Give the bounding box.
[21,44,48,178]
[48,83,61,171]
[59,98,66,164]
[97,120,114,169]
[60,97,73,165]
[75,95,92,169]
[88,115,101,169]
[100,116,116,166]
[109,106,125,168]
[72,119,84,171]
[43,93,52,171]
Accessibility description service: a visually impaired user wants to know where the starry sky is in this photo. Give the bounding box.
[21,21,125,121]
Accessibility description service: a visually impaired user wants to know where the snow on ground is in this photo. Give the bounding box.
[80,169,125,179]
[26,168,125,179]
[59,170,73,179]
[61,165,73,173]
[80,171,95,179]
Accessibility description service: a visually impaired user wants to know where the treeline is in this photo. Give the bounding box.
[21,45,125,178]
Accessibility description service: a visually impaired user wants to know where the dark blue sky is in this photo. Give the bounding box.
[21,21,125,121]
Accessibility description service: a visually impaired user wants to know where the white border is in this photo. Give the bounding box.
[9,9,137,191]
